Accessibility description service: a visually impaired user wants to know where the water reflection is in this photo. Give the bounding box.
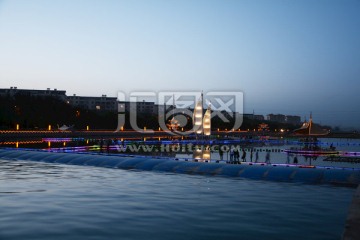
[0,160,354,240]
[0,160,65,181]
[2,137,360,168]
[193,145,211,162]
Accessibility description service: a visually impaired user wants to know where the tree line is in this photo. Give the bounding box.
[0,94,309,131]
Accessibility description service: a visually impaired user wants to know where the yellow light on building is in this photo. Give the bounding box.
[63,142,66,146]
[48,125,51,131]
[86,125,89,131]
[158,127,161,131]
[144,126,146,131]
[120,126,124,131]
[16,142,19,148]
[48,141,51,148]
[16,124,19,130]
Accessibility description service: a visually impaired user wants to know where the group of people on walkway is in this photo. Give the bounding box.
[219,146,264,164]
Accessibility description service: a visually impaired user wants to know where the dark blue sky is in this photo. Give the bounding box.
[0,0,359,128]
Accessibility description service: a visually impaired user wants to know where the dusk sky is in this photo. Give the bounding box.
[0,0,359,129]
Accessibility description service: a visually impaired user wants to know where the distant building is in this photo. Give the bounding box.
[137,101,156,114]
[118,101,156,114]
[116,101,175,117]
[243,114,254,119]
[67,94,117,112]
[212,110,234,120]
[154,104,166,116]
[243,113,265,121]
[266,113,301,125]
[266,114,286,123]
[285,115,301,125]
[0,87,67,101]
[254,115,265,121]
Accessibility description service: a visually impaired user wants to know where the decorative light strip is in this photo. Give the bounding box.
[41,138,85,142]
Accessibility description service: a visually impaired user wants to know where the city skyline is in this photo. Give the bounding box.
[0,0,359,129]
[0,86,302,121]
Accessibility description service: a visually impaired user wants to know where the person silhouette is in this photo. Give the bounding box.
[241,149,246,162]
[294,156,298,164]
[233,148,239,163]
[219,146,224,161]
[230,147,234,163]
[265,152,270,164]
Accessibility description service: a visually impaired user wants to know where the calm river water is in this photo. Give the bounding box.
[0,159,355,240]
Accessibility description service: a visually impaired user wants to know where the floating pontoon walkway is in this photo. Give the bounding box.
[1,148,360,187]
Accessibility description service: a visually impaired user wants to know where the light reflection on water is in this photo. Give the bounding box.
[3,137,360,168]
[0,159,355,240]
